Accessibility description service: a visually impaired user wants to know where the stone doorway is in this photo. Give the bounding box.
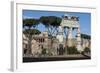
[58,44,64,55]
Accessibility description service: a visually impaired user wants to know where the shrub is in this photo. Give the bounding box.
[41,48,46,55]
[84,47,90,53]
[67,46,80,54]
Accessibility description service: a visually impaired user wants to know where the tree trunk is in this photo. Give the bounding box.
[26,31,32,56]
[50,37,54,55]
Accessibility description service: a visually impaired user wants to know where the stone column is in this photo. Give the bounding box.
[56,26,64,55]
[57,26,63,43]
[76,27,83,52]
[67,27,73,47]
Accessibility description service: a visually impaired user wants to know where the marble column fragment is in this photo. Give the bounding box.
[76,27,83,52]
[67,27,73,47]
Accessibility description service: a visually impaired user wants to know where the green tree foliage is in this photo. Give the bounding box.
[81,34,91,39]
[23,29,41,35]
[40,16,62,35]
[40,16,61,26]
[39,16,49,27]
[23,19,39,28]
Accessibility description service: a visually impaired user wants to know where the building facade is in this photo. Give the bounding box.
[23,31,91,57]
